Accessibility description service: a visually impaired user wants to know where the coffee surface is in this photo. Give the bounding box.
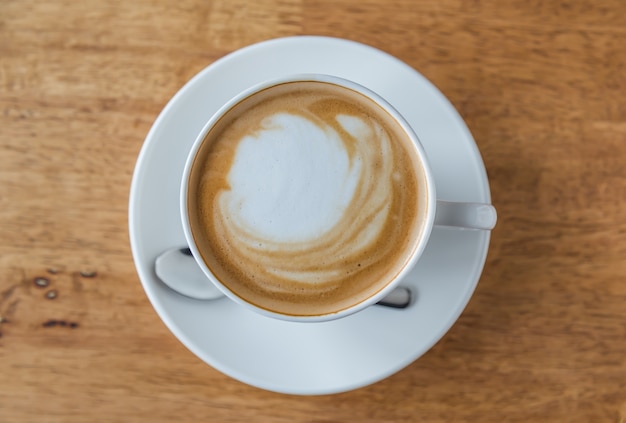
[188,81,427,316]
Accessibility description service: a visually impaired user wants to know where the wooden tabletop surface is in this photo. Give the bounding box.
[1,1,625,421]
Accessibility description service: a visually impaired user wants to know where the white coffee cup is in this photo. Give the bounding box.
[180,74,496,322]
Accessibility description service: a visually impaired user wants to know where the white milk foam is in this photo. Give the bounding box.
[226,112,362,242]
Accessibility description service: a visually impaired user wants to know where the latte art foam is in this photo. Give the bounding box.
[223,111,394,285]
[188,81,427,316]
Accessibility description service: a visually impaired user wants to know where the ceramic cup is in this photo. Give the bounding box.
[180,74,496,323]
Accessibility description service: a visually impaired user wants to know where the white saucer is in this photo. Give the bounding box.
[129,36,492,395]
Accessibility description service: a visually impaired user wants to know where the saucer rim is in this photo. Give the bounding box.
[129,35,492,395]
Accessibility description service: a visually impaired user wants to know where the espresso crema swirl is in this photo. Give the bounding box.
[189,81,426,316]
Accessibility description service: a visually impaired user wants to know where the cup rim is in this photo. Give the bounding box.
[180,73,437,322]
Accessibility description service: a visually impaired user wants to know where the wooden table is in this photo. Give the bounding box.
[1,1,625,421]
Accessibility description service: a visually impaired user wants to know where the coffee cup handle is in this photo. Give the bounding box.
[434,200,497,230]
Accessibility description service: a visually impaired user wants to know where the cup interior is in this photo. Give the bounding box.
[181,74,437,322]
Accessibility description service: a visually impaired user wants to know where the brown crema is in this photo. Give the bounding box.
[187,80,428,317]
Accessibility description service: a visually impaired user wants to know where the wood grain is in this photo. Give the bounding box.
[1,0,625,421]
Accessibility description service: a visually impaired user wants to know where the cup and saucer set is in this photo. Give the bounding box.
[129,36,495,395]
